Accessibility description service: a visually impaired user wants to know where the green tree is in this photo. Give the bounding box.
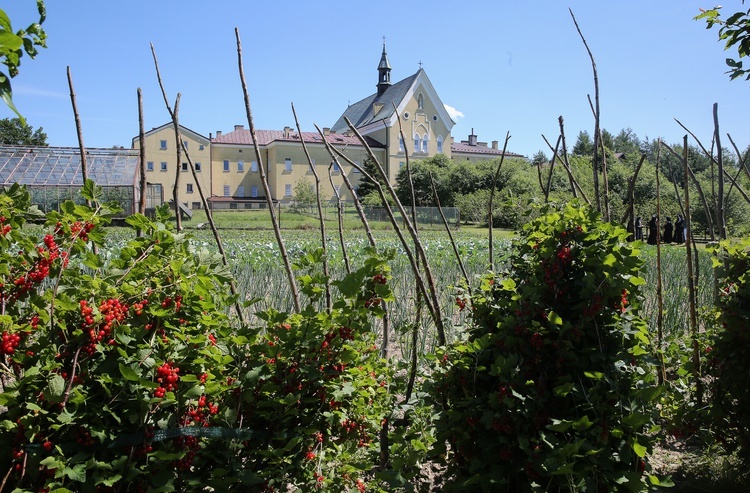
[572,130,594,156]
[696,5,750,81]
[0,3,47,121]
[355,156,388,201]
[0,117,47,145]
[531,150,548,166]
[292,178,316,213]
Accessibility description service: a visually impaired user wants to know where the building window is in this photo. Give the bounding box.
[333,161,340,172]
[399,135,404,152]
[237,185,245,197]
[186,183,194,194]
[195,162,201,172]
[183,140,188,150]
[251,185,258,197]
[181,162,188,172]
[422,135,428,153]
[285,184,292,196]
[223,160,230,172]
[417,93,424,110]
[399,161,405,169]
[437,135,443,153]
[251,160,258,172]
[160,162,167,172]
[160,140,167,150]
[199,144,205,151]
[285,158,292,172]
[192,202,201,209]
[413,134,420,153]
[147,161,154,171]
[223,185,230,197]
[238,160,244,172]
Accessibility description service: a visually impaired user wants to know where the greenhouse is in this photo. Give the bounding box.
[0,146,142,215]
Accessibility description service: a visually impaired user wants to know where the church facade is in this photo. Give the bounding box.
[134,44,521,210]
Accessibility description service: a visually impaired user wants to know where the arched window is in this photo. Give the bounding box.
[417,93,424,110]
[399,135,404,152]
[422,134,428,153]
[437,135,443,153]
[414,133,420,153]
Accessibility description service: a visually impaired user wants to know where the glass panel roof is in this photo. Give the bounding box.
[0,146,138,187]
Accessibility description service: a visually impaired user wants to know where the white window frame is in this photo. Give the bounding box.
[147,161,154,172]
[399,135,404,152]
[186,183,194,194]
[238,160,244,172]
[160,140,167,150]
[284,158,292,172]
[437,135,443,153]
[195,162,201,172]
[285,184,292,196]
[181,162,188,172]
[251,161,258,172]
[160,162,168,172]
[422,135,428,153]
[251,185,258,197]
[237,185,245,197]
[223,185,230,197]
[413,134,420,153]
[223,160,230,172]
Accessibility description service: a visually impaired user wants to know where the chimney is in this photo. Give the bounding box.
[323,127,330,136]
[283,126,292,139]
[492,141,498,149]
[468,128,478,146]
[234,125,244,131]
[216,130,222,137]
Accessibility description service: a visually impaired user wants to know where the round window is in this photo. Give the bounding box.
[433,115,438,122]
[403,112,410,119]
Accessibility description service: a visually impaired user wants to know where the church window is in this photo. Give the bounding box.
[399,135,404,152]
[418,93,424,110]
[437,135,443,153]
[422,135,428,153]
[413,134,420,153]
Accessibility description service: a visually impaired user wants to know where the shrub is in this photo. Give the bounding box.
[0,182,395,492]
[706,238,750,463]
[428,200,666,492]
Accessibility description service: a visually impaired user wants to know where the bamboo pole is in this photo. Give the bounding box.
[488,132,511,270]
[713,103,726,239]
[235,28,301,313]
[570,9,601,213]
[137,88,147,217]
[291,103,331,312]
[655,141,666,384]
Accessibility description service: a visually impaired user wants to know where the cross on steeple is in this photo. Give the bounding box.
[418,60,423,69]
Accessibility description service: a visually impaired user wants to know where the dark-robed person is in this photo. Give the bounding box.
[635,216,643,241]
[674,215,685,244]
[647,215,658,245]
[663,217,674,244]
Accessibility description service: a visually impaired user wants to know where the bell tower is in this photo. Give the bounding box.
[377,38,391,97]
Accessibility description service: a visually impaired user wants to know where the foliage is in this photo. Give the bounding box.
[0,116,47,145]
[0,2,46,121]
[291,178,316,213]
[356,156,388,202]
[696,5,750,81]
[427,201,667,492]
[0,183,395,492]
[706,237,750,463]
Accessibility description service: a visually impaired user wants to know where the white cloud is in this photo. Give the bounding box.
[444,104,464,122]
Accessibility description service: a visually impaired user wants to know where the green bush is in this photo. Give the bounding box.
[706,238,750,462]
[428,201,666,492]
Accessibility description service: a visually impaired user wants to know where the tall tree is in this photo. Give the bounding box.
[572,130,594,156]
[0,117,47,145]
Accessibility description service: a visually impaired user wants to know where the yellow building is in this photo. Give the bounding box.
[135,44,522,209]
[132,123,211,210]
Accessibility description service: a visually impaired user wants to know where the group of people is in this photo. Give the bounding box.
[634,214,686,245]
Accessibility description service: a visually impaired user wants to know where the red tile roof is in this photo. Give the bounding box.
[450,142,525,158]
[212,128,383,148]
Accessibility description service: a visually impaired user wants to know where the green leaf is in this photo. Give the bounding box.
[119,363,140,381]
[584,371,604,379]
[63,463,87,482]
[632,441,647,458]
[0,72,24,123]
[47,374,66,399]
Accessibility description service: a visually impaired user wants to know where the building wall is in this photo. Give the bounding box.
[135,126,211,209]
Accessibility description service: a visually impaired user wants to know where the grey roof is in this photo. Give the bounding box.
[0,146,139,187]
[331,70,421,133]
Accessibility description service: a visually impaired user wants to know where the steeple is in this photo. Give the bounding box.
[377,39,391,97]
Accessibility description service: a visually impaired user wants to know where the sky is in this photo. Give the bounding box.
[2,1,749,159]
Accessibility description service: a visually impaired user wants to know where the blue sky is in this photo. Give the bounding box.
[2,1,748,159]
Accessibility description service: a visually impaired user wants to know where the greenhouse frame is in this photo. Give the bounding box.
[0,146,144,215]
